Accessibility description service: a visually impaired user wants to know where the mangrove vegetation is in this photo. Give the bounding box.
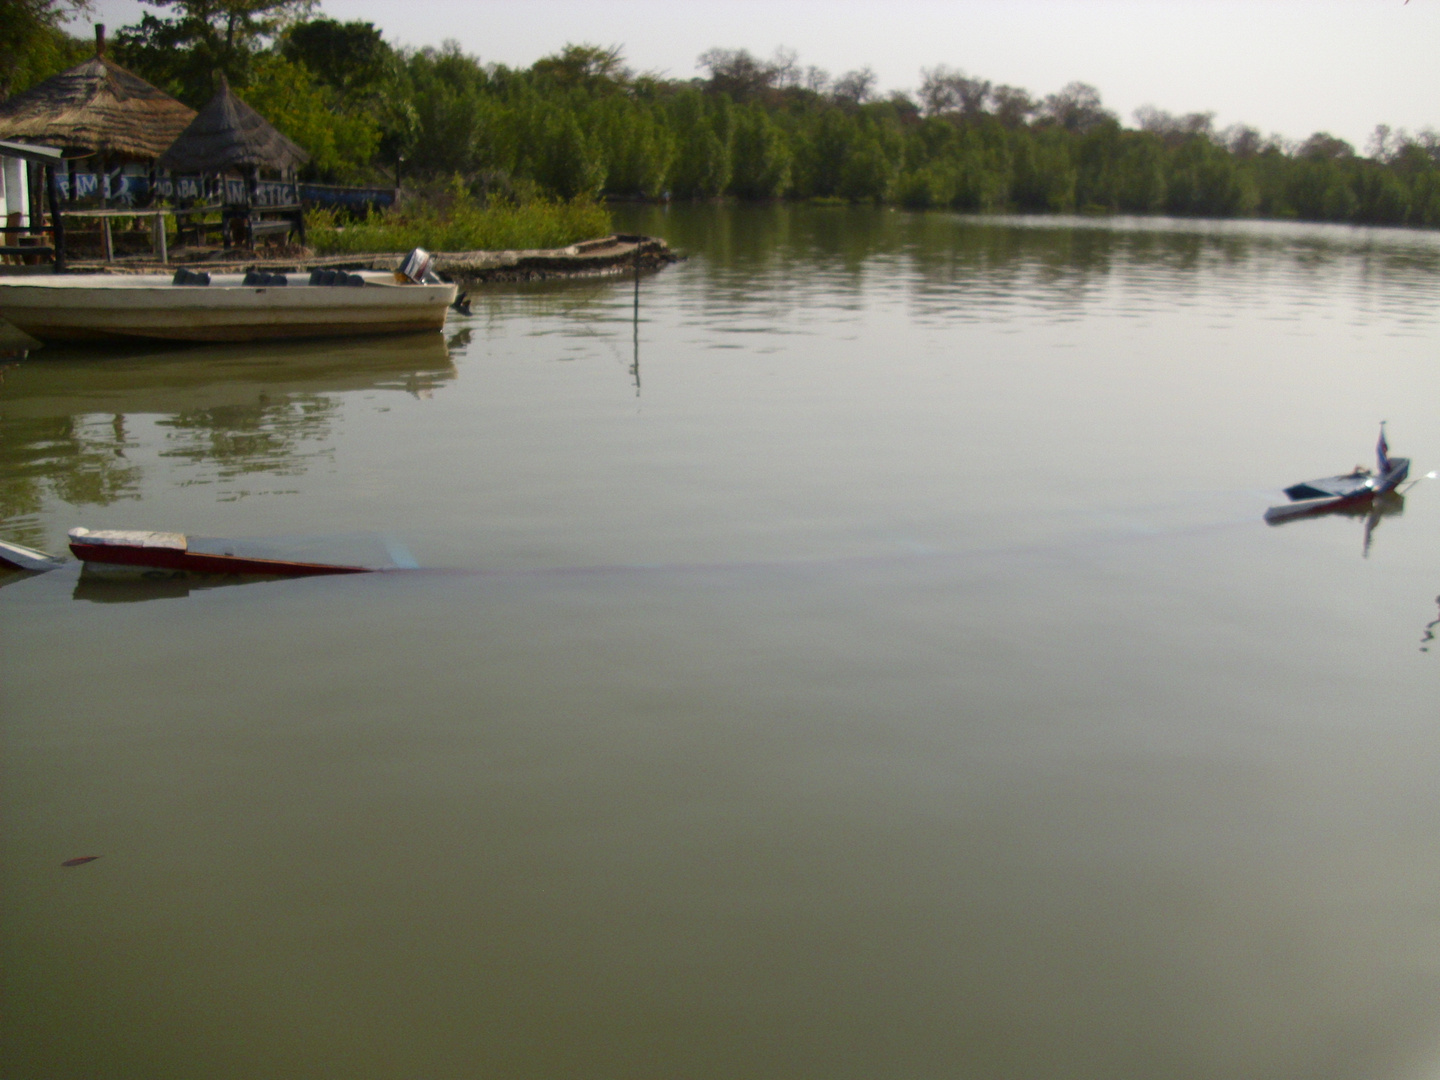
[7,0,1440,229]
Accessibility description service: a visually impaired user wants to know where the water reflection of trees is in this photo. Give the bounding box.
[0,334,455,528]
[1,414,143,547]
[616,204,1440,320]
[157,398,340,481]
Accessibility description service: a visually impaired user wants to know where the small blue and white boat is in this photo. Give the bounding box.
[1265,424,1411,523]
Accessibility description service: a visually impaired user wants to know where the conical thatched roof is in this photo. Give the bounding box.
[0,49,196,161]
[158,74,309,175]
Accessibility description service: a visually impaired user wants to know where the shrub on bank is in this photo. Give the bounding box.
[306,195,613,254]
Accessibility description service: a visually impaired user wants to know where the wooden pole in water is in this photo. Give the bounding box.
[631,240,641,395]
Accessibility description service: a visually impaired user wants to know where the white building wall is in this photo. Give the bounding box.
[1,156,32,221]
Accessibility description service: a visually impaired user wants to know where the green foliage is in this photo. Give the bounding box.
[531,43,627,93]
[243,53,378,179]
[898,119,1008,211]
[895,163,955,210]
[594,97,673,197]
[1073,127,1167,213]
[1352,163,1411,225]
[795,108,854,198]
[304,186,612,253]
[839,130,898,203]
[1012,128,1077,211]
[1283,159,1359,222]
[666,89,731,198]
[114,0,315,105]
[1109,132,1168,213]
[280,17,388,94]
[0,0,91,99]
[402,43,492,176]
[531,109,606,199]
[74,9,1440,230]
[1414,175,1440,227]
[1165,136,1256,217]
[730,103,791,198]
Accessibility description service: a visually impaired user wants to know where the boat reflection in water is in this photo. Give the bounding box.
[3,330,457,409]
[0,332,456,518]
[0,566,51,592]
[72,567,263,603]
[1266,488,1405,557]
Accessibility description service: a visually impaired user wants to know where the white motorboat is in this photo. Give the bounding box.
[0,259,457,344]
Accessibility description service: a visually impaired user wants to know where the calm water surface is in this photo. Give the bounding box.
[3,206,1439,1079]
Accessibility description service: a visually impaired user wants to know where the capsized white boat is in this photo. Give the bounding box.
[0,537,66,572]
[0,251,458,344]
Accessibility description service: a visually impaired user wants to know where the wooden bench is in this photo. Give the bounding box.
[244,204,305,247]
[0,229,55,261]
[250,217,296,240]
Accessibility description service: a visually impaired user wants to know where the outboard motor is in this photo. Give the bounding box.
[400,246,467,311]
[399,247,442,285]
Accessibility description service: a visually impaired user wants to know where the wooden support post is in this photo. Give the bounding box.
[631,241,641,395]
[246,166,258,250]
[154,211,168,264]
[45,165,66,273]
[28,161,43,232]
[102,216,114,262]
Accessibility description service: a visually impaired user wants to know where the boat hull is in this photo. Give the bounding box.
[1265,458,1410,523]
[68,541,370,575]
[0,538,65,572]
[68,528,374,577]
[0,273,456,343]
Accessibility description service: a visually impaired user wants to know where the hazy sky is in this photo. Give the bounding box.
[76,0,1438,151]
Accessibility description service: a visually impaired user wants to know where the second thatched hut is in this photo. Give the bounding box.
[158,72,311,246]
[159,73,308,184]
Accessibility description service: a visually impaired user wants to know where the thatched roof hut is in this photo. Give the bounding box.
[0,27,196,161]
[158,74,309,176]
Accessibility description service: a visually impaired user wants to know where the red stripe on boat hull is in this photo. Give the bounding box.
[68,542,372,577]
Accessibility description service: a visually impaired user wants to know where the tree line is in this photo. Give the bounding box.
[7,0,1440,227]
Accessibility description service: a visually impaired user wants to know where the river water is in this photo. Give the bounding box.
[3,206,1438,1079]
